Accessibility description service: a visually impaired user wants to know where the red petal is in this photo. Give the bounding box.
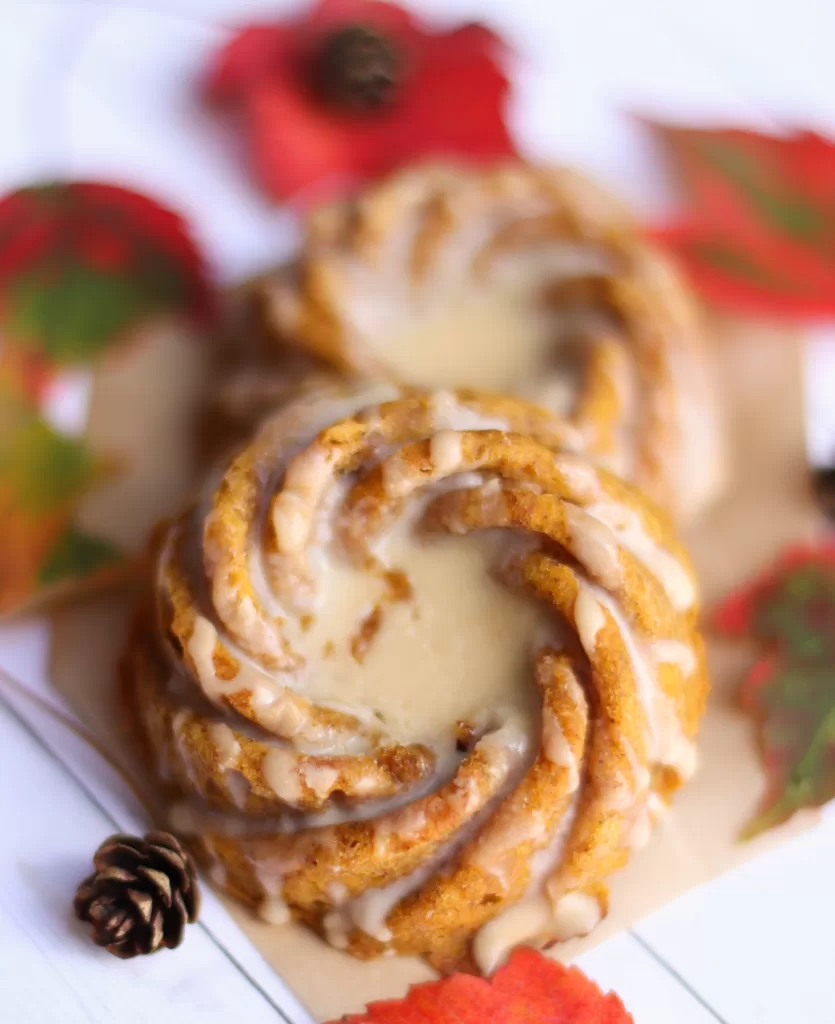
[377,25,514,164]
[203,24,292,104]
[245,30,515,206]
[246,81,365,203]
[203,1,425,106]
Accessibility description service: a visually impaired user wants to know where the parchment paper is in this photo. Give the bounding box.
[48,319,823,1021]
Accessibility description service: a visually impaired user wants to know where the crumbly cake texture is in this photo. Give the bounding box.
[262,162,725,522]
[125,384,709,975]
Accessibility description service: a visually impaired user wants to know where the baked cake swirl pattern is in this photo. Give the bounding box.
[127,384,709,975]
[264,163,725,522]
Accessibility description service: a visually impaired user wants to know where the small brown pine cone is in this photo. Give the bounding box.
[813,467,835,521]
[314,25,402,111]
[73,831,200,959]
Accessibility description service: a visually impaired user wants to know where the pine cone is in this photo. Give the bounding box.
[314,26,401,111]
[813,467,835,521]
[74,831,200,959]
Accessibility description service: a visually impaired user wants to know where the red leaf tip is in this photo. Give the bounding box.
[325,948,633,1023]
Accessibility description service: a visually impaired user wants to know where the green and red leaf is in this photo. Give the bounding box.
[38,526,121,586]
[713,543,835,639]
[649,123,835,318]
[0,390,104,517]
[0,368,122,614]
[0,182,213,364]
[713,543,835,838]
[329,947,633,1023]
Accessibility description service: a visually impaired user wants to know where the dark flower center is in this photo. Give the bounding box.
[813,466,835,521]
[313,24,402,112]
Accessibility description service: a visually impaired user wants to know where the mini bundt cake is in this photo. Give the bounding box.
[125,382,709,975]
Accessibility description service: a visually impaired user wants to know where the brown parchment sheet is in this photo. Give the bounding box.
[48,319,823,1021]
[77,321,210,555]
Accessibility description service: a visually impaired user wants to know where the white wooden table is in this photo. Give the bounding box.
[3,2,835,1021]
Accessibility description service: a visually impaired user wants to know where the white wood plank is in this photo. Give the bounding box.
[0,3,101,192]
[639,0,835,132]
[578,933,719,1024]
[64,6,301,281]
[0,699,296,1024]
[0,617,315,1024]
[635,808,835,1024]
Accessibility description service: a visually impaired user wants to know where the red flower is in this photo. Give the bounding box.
[204,0,517,204]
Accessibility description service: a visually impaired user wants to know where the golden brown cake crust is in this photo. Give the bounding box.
[261,162,725,521]
[125,384,709,974]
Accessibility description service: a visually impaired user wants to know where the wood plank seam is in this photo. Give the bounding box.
[0,686,302,1024]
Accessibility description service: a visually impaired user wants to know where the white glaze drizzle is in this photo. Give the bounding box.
[472,896,554,975]
[430,429,464,474]
[651,638,697,677]
[471,791,581,974]
[573,588,607,654]
[541,712,580,792]
[429,391,509,431]
[577,582,697,780]
[553,455,601,501]
[302,763,340,800]
[258,897,291,925]
[185,614,366,755]
[564,504,623,590]
[208,722,241,770]
[585,502,696,611]
[550,890,603,941]
[323,714,531,948]
[261,748,304,805]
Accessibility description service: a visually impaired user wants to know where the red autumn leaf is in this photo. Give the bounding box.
[713,544,835,636]
[0,182,213,365]
[0,345,55,406]
[327,947,634,1023]
[77,228,133,271]
[653,221,835,319]
[649,123,835,317]
[203,0,517,205]
[712,543,835,838]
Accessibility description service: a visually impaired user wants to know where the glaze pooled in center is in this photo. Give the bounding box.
[367,289,556,393]
[286,520,547,745]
